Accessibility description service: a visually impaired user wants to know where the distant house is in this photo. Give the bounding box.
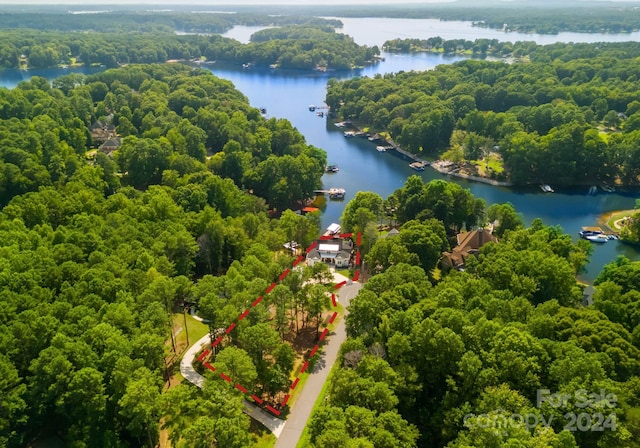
[441,228,498,270]
[99,137,122,157]
[306,238,353,268]
[90,120,117,145]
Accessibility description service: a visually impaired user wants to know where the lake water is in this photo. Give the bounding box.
[5,18,640,281]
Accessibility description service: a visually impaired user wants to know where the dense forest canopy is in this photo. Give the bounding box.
[327,40,640,186]
[0,2,638,35]
[0,11,342,34]
[0,25,378,71]
[0,62,332,447]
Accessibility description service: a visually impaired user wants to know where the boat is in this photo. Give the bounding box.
[586,234,608,243]
[409,161,429,171]
[376,146,387,152]
[259,107,267,115]
[269,64,278,69]
[344,131,356,138]
[601,184,615,193]
[328,188,346,199]
[242,63,252,69]
[540,184,554,193]
[326,165,339,173]
[368,134,382,142]
[308,105,316,112]
[317,111,324,117]
[588,185,598,195]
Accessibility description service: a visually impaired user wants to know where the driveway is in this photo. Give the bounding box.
[274,282,362,448]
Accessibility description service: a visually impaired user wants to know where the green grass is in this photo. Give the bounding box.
[172,313,209,352]
[603,209,638,230]
[249,419,277,448]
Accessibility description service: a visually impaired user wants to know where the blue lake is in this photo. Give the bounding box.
[5,18,640,281]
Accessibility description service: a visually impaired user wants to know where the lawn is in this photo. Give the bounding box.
[603,209,637,231]
[249,419,277,448]
[474,152,504,177]
[171,313,209,356]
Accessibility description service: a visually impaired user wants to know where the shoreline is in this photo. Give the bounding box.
[430,161,513,187]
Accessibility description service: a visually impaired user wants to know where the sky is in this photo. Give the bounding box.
[0,0,636,5]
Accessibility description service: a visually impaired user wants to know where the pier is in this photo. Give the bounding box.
[314,188,346,199]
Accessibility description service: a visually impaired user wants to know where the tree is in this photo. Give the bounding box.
[118,367,162,448]
[213,346,257,387]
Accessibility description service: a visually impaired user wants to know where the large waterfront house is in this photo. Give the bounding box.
[441,228,498,270]
[306,238,353,268]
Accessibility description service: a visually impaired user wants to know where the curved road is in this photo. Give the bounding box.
[275,282,361,448]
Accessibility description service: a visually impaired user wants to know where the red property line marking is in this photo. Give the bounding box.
[220,373,232,383]
[319,235,334,240]
[355,251,361,266]
[353,270,360,282]
[338,232,353,238]
[334,281,346,289]
[307,241,317,251]
[267,405,281,416]
[194,232,346,416]
[197,349,210,362]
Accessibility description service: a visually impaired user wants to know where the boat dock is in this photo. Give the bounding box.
[314,188,346,199]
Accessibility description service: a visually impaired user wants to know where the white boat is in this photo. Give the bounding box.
[409,161,429,171]
[309,105,316,111]
[325,165,339,173]
[540,184,554,193]
[376,146,387,152]
[328,188,346,199]
[601,184,615,193]
[344,131,356,138]
[586,234,608,243]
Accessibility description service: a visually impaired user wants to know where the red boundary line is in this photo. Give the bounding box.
[197,349,210,362]
[196,240,345,417]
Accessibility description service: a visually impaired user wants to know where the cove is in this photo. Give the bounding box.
[4,18,640,281]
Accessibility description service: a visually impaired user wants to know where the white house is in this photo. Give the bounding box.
[306,238,353,268]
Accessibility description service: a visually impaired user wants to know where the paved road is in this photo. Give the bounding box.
[274,282,362,448]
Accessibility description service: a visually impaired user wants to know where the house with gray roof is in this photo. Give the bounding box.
[306,238,353,268]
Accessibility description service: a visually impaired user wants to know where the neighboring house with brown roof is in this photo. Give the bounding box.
[306,238,353,268]
[441,228,498,270]
[99,137,122,157]
[90,120,117,145]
